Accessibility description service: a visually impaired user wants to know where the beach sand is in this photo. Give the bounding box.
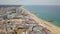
[22,8,60,34]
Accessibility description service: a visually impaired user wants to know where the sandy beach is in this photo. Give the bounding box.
[22,8,60,34]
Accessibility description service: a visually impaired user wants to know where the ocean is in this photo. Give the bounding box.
[23,5,60,27]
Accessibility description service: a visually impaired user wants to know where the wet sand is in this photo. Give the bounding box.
[22,8,60,34]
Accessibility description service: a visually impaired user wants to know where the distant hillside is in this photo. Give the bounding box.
[0,5,22,7]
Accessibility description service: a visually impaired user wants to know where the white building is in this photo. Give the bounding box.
[0,5,22,19]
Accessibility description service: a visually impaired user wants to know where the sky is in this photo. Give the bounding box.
[0,0,60,5]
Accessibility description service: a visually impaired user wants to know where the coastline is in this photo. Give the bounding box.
[22,8,60,34]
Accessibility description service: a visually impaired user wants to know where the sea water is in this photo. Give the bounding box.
[24,5,60,27]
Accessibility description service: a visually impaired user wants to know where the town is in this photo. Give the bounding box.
[0,5,51,34]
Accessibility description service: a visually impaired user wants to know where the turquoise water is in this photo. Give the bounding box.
[24,5,60,27]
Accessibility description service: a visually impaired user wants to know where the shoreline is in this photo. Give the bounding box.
[22,8,60,34]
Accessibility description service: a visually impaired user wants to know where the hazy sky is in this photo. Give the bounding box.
[0,0,60,5]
